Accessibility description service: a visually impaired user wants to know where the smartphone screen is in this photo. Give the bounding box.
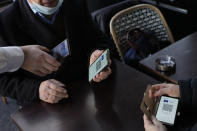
[89,49,109,82]
[156,96,179,125]
[51,39,70,62]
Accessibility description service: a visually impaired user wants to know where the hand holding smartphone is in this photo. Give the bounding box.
[140,85,179,125]
[89,49,110,82]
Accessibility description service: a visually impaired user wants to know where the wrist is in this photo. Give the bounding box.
[20,46,27,65]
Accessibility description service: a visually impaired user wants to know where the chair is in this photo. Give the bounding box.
[110,4,174,62]
[0,0,12,12]
[92,0,139,38]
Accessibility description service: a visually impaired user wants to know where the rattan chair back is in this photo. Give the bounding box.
[110,4,174,62]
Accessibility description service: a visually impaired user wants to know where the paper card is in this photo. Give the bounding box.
[51,39,70,62]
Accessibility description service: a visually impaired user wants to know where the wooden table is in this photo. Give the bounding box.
[11,60,159,131]
[140,32,197,84]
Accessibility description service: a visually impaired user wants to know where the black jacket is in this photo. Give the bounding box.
[179,78,197,113]
[0,0,112,103]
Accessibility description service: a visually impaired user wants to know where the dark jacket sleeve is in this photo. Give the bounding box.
[0,9,42,103]
[178,77,197,112]
[0,70,42,103]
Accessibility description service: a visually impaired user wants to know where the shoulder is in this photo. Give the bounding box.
[65,0,87,10]
[0,1,22,27]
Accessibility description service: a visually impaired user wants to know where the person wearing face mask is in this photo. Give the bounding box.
[0,0,113,104]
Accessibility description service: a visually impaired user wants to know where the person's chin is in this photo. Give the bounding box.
[43,0,58,7]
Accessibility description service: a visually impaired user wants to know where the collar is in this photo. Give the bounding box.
[26,0,59,24]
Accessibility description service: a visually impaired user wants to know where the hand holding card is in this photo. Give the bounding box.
[51,39,70,63]
[140,85,158,119]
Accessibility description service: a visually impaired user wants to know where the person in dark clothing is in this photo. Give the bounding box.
[0,0,112,104]
[143,78,197,131]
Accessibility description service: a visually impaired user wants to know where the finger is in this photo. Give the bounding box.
[42,91,49,100]
[149,87,158,98]
[93,77,101,82]
[149,89,153,98]
[151,115,161,125]
[95,69,111,81]
[106,67,112,75]
[90,53,98,65]
[95,73,102,79]
[90,50,104,65]
[40,67,52,75]
[50,79,65,87]
[152,84,167,89]
[92,50,103,58]
[155,88,171,97]
[43,62,59,72]
[97,72,108,80]
[44,87,65,102]
[48,82,67,94]
[95,74,100,78]
[48,88,68,98]
[98,67,112,78]
[48,95,62,102]
[150,84,166,98]
[38,45,50,52]
[40,86,51,102]
[44,97,59,104]
[143,114,153,126]
[108,58,112,66]
[43,52,61,67]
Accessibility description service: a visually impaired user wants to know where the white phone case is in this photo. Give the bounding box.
[89,49,110,82]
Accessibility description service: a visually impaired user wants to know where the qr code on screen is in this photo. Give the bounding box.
[96,59,102,72]
[162,104,173,112]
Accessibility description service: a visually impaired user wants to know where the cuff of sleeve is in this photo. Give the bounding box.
[20,79,42,103]
[5,46,24,72]
[178,80,192,109]
[33,80,42,101]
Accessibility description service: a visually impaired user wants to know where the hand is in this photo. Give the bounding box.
[143,114,167,131]
[21,45,61,77]
[39,79,68,104]
[89,50,112,82]
[149,83,180,98]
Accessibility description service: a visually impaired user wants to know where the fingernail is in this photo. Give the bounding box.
[55,63,60,67]
[60,83,65,86]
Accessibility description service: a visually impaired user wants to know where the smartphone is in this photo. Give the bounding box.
[51,39,70,63]
[156,96,179,125]
[89,49,110,82]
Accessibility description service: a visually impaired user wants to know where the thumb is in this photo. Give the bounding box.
[37,45,50,52]
[151,115,161,125]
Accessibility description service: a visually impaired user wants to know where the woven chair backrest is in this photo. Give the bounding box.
[110,4,174,62]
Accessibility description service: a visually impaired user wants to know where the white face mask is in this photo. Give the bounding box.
[32,0,63,15]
